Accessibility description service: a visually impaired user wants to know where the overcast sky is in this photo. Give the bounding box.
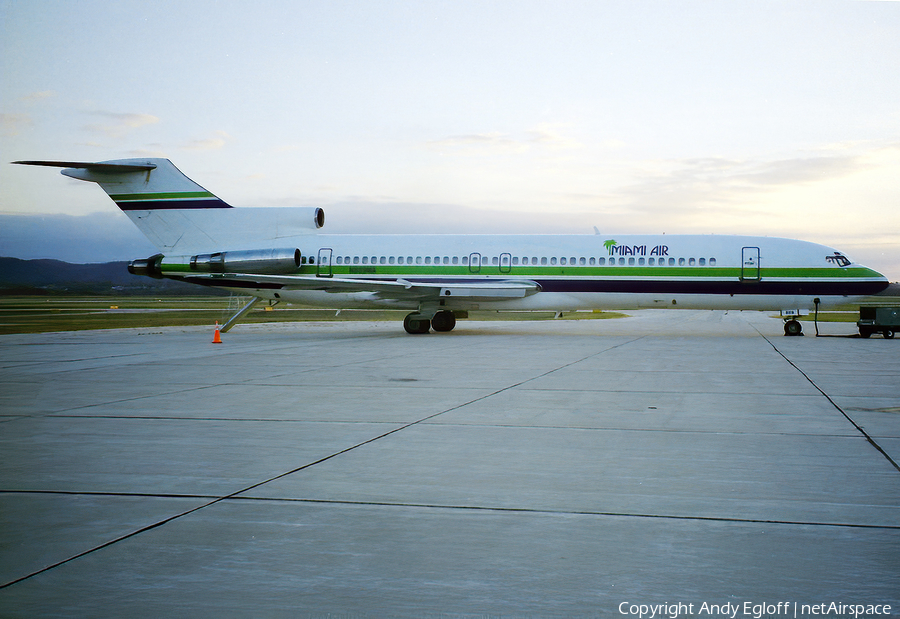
[1,0,898,279]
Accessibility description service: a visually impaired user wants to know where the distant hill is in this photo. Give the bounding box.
[0,257,225,296]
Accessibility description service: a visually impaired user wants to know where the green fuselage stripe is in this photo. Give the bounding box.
[159,262,881,280]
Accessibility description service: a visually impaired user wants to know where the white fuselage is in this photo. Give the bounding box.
[199,232,887,313]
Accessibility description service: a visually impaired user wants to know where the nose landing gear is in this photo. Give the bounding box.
[784,319,803,336]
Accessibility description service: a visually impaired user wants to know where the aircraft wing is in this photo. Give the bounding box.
[187,273,541,301]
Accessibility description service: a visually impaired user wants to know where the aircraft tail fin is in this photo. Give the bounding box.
[14,158,324,254]
[14,158,232,210]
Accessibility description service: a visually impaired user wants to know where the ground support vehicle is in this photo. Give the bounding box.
[857,307,900,339]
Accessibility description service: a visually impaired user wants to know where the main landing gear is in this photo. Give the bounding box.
[404,310,457,334]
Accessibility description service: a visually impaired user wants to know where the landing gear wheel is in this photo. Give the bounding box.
[884,329,895,339]
[784,319,803,336]
[431,310,457,332]
[403,313,431,334]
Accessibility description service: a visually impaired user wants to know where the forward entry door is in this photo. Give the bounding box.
[741,247,760,281]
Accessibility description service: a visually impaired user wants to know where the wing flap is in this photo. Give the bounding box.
[187,273,540,301]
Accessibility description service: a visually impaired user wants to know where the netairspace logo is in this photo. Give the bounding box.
[617,601,893,619]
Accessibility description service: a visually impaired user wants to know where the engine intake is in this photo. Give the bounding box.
[190,248,302,274]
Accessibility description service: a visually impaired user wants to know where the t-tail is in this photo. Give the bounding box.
[14,159,324,255]
[15,158,232,209]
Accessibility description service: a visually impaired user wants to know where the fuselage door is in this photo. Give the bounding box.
[500,252,512,273]
[468,252,481,274]
[741,247,760,281]
[317,247,333,278]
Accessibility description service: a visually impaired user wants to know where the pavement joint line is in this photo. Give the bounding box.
[227,496,900,531]
[1,413,869,438]
[2,490,897,532]
[418,422,864,437]
[6,384,249,417]
[757,331,900,474]
[41,414,404,425]
[0,334,650,590]
[0,352,149,370]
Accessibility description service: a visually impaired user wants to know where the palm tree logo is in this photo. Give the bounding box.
[603,239,617,255]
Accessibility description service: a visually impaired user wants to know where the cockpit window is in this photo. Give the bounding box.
[826,252,851,267]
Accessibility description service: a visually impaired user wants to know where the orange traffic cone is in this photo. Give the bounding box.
[212,322,222,344]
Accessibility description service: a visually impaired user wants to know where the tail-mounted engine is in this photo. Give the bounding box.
[128,254,164,278]
[189,248,302,274]
[129,248,303,279]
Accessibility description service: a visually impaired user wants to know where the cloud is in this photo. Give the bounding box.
[0,112,32,136]
[20,90,57,104]
[82,111,160,138]
[182,130,232,151]
[615,153,866,214]
[126,147,169,158]
[524,124,583,151]
[427,124,581,154]
[734,155,862,187]
[428,131,526,153]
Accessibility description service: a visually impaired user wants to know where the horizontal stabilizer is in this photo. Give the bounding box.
[14,160,157,173]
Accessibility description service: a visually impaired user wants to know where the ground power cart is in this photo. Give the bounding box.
[857,307,899,339]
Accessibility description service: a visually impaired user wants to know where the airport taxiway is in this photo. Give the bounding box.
[1,310,898,617]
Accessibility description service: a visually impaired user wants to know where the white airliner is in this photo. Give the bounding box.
[15,158,889,336]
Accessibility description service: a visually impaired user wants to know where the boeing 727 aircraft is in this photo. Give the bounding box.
[15,158,889,335]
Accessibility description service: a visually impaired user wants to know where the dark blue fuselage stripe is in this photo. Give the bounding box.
[534,278,887,296]
[177,275,887,296]
[372,276,887,296]
[116,199,232,210]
